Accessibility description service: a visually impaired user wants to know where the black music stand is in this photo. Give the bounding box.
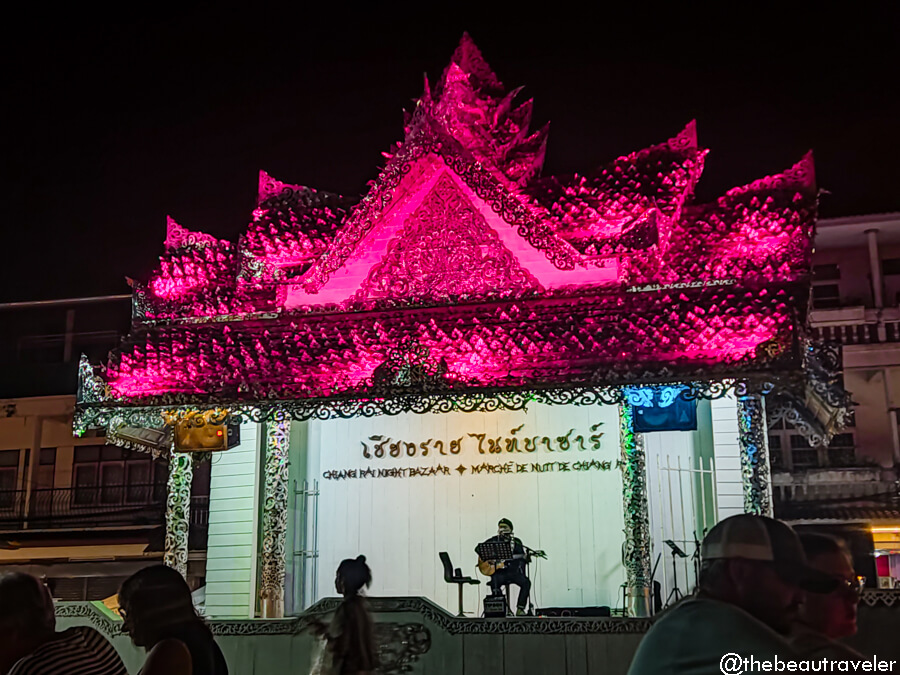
[664,539,688,607]
[476,540,514,615]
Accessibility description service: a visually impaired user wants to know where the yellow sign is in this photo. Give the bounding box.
[174,411,230,453]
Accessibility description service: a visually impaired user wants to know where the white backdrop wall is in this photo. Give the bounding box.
[299,403,625,615]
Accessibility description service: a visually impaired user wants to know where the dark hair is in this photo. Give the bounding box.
[118,565,208,647]
[498,518,513,530]
[337,555,372,596]
[0,572,54,633]
[798,533,851,561]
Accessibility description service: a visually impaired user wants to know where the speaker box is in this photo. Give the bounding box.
[537,606,611,618]
[483,595,508,618]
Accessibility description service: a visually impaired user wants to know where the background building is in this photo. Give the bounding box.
[0,296,210,599]
[773,212,900,587]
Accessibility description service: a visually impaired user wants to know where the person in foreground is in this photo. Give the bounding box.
[0,571,126,675]
[790,533,866,657]
[309,555,378,675]
[627,514,841,675]
[118,565,228,675]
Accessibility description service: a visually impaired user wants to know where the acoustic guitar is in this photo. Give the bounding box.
[477,549,547,577]
[477,555,505,576]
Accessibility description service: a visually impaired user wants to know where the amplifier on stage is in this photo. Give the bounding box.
[483,595,507,618]
[537,606,611,618]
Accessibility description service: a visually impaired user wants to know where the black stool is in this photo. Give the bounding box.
[439,551,480,616]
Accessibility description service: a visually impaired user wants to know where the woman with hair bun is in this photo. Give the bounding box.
[309,555,377,675]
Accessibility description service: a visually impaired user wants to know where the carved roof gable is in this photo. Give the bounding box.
[353,173,541,304]
[286,160,617,309]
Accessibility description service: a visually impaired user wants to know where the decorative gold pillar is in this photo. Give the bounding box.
[164,453,193,577]
[260,411,291,618]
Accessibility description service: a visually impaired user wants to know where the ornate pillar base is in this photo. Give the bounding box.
[260,413,291,618]
[164,453,193,577]
[260,596,284,619]
[736,394,774,518]
[626,586,651,618]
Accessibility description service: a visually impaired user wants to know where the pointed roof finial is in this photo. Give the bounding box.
[437,32,503,98]
[164,216,220,251]
[669,120,699,152]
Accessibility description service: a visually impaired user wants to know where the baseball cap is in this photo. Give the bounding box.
[701,514,841,594]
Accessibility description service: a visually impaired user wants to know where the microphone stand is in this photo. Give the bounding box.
[524,546,542,616]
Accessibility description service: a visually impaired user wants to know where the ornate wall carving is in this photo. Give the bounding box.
[737,394,774,517]
[164,453,193,576]
[618,402,651,616]
[260,412,291,616]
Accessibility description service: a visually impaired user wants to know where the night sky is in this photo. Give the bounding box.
[2,6,898,302]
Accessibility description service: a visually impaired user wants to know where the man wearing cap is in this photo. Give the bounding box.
[627,514,840,675]
[478,519,533,616]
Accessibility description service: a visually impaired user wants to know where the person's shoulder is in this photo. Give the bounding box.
[8,627,124,675]
[143,638,193,674]
[790,626,865,659]
[641,599,794,651]
[66,625,107,643]
[628,600,796,675]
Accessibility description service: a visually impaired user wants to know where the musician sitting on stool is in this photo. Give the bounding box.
[480,518,532,616]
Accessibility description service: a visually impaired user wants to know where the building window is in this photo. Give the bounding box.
[812,284,841,309]
[768,435,784,470]
[826,433,856,467]
[768,418,857,470]
[881,258,900,276]
[0,450,19,508]
[814,264,841,281]
[790,435,820,469]
[812,264,842,309]
[37,448,56,490]
[73,446,166,506]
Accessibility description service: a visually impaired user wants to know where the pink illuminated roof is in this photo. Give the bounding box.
[85,34,817,406]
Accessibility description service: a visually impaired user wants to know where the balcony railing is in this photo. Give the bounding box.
[810,323,881,344]
[810,306,900,345]
[0,484,170,530]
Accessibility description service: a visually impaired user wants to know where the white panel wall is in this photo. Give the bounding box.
[645,429,700,601]
[643,396,753,604]
[711,395,745,519]
[304,403,624,614]
[205,422,261,618]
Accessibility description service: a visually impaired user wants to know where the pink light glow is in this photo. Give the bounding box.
[99,35,817,400]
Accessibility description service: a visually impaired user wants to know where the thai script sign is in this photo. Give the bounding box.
[360,423,605,459]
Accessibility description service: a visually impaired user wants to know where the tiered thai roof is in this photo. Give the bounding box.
[78,34,820,417]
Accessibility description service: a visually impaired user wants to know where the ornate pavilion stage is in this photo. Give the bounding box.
[70,35,854,671]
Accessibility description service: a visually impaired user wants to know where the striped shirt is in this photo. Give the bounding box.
[8,626,127,675]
